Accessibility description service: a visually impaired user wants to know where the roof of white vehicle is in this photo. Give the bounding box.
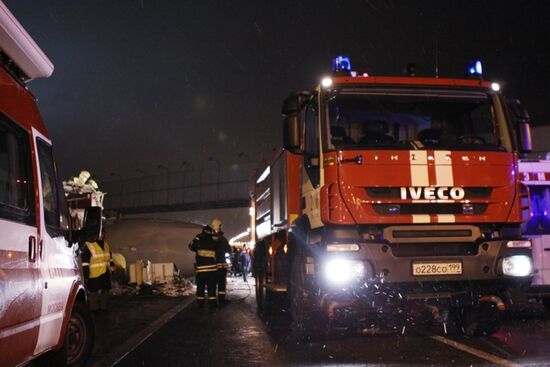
[0,1,53,80]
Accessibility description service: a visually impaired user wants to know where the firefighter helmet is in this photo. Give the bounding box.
[210,218,222,234]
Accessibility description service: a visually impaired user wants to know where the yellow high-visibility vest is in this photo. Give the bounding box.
[85,241,111,279]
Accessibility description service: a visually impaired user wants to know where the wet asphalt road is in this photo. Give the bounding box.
[116,276,550,367]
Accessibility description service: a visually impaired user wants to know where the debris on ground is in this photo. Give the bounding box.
[110,277,194,297]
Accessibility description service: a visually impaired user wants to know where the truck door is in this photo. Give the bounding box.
[0,114,40,366]
[32,129,74,356]
[301,101,323,229]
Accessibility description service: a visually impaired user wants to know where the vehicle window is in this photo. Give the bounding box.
[0,113,35,225]
[37,138,69,236]
[304,103,319,157]
[327,89,504,152]
[523,186,550,235]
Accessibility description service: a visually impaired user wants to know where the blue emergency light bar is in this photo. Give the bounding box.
[466,60,483,76]
[332,56,351,73]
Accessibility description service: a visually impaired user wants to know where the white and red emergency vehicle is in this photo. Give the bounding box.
[518,156,550,309]
[253,57,534,337]
[0,2,94,366]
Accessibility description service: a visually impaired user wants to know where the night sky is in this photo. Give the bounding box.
[5,0,550,182]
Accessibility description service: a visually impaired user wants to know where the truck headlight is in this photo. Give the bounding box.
[324,259,364,284]
[501,255,533,277]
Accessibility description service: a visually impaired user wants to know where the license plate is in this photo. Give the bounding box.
[412,261,462,276]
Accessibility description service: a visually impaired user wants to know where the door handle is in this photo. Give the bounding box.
[39,240,44,259]
[28,236,37,262]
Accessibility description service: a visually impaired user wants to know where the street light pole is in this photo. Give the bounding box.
[135,168,151,206]
[207,156,221,200]
[110,172,124,208]
[181,161,191,204]
[158,164,170,206]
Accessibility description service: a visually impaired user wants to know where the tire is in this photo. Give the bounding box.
[255,267,266,311]
[65,301,94,367]
[254,242,267,312]
[36,301,94,367]
[457,302,501,336]
[289,255,325,341]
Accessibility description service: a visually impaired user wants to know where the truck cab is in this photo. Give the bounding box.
[0,3,94,366]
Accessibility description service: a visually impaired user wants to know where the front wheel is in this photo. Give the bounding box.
[36,301,94,367]
[290,255,326,341]
[456,302,501,336]
[66,301,95,366]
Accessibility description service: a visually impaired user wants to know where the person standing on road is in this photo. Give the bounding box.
[211,218,232,305]
[189,225,218,309]
[81,227,115,311]
[240,245,252,283]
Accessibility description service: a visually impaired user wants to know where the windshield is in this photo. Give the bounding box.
[327,88,505,151]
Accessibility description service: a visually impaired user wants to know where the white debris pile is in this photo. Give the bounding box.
[110,283,138,296]
[151,278,195,297]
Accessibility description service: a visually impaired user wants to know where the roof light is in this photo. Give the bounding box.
[491,82,500,92]
[332,56,351,73]
[466,60,483,76]
[321,77,333,88]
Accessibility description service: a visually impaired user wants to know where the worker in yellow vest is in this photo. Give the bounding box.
[81,228,115,311]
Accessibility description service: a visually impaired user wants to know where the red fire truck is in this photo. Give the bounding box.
[253,57,534,338]
[0,2,95,366]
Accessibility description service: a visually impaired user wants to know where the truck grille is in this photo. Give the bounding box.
[366,187,492,199]
[383,225,481,244]
[390,242,478,257]
[373,203,488,215]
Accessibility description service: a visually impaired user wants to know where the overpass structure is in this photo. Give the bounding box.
[102,164,254,215]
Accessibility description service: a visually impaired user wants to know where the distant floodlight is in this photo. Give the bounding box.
[491,82,500,92]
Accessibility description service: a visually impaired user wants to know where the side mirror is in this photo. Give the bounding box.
[517,122,532,153]
[283,115,303,154]
[506,98,532,154]
[282,91,311,155]
[83,206,102,241]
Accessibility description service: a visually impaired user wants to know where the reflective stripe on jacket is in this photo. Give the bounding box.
[196,264,218,273]
[85,241,111,279]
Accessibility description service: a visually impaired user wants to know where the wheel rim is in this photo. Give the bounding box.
[67,312,87,363]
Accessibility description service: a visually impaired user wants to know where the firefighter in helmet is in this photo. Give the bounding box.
[81,223,114,311]
[211,218,232,305]
[189,224,218,308]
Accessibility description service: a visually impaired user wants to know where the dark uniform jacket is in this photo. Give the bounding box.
[188,226,218,273]
[214,233,232,270]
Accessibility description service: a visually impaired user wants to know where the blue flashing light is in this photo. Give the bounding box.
[467,60,483,76]
[332,56,351,73]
